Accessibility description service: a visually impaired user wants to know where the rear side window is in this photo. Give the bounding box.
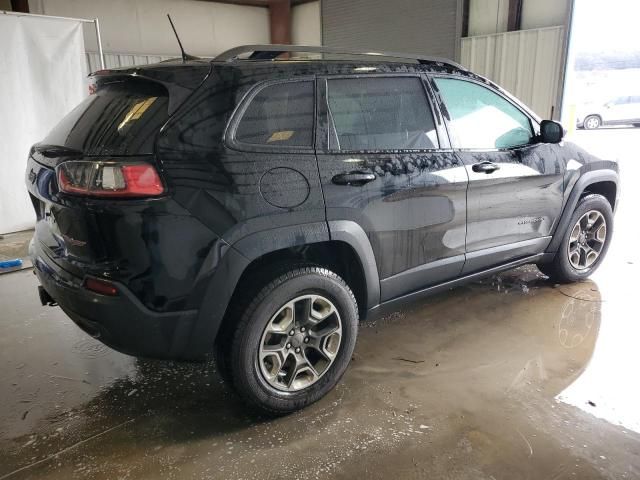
[43,78,169,155]
[326,77,438,151]
[434,77,533,149]
[235,80,314,147]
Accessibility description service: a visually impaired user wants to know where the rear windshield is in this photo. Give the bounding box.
[42,78,169,156]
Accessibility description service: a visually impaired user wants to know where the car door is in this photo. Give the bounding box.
[604,96,630,123]
[630,96,640,122]
[316,74,468,302]
[618,95,640,122]
[430,75,564,274]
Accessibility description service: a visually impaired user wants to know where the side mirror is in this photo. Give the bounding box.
[540,120,564,144]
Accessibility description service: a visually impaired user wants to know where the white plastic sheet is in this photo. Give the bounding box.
[0,14,87,234]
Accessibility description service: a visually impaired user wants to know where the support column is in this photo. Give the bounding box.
[269,0,291,45]
[461,0,470,37]
[507,0,523,32]
[10,0,29,13]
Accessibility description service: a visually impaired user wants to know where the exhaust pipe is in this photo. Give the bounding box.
[38,286,57,306]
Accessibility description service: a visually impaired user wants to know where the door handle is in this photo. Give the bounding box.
[471,161,500,174]
[332,171,376,186]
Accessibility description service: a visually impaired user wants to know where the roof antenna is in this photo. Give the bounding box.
[167,14,193,62]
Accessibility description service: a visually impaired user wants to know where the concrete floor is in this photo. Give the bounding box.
[1,128,639,479]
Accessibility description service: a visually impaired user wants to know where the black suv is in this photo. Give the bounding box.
[26,45,619,413]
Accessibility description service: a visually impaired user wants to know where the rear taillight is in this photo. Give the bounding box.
[56,161,164,198]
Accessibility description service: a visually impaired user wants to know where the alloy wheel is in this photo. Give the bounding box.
[258,295,342,392]
[585,117,600,129]
[567,210,607,270]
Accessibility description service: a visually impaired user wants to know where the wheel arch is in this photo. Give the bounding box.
[547,170,619,254]
[192,221,380,356]
[581,180,617,211]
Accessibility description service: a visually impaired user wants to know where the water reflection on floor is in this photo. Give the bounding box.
[557,247,640,434]
[2,256,639,479]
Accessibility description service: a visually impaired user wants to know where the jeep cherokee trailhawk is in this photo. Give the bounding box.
[26,45,619,413]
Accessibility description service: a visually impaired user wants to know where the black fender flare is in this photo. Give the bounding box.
[186,244,250,357]
[328,220,381,310]
[232,220,381,310]
[546,170,619,254]
[187,220,381,355]
[187,221,330,354]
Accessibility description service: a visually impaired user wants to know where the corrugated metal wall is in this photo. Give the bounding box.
[321,0,460,59]
[460,26,565,119]
[85,52,174,73]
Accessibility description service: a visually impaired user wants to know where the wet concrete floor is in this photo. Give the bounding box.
[1,129,640,479]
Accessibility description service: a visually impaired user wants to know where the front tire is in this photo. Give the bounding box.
[583,115,601,130]
[228,266,358,414]
[539,194,613,283]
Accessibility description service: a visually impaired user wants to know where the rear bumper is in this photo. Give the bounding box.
[31,240,202,360]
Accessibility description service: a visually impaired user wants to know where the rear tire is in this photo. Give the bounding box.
[538,194,613,283]
[583,115,601,130]
[227,266,358,414]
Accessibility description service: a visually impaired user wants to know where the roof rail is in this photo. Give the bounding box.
[213,44,466,70]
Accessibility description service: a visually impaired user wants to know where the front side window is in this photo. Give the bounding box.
[434,78,533,150]
[235,80,314,147]
[326,77,438,151]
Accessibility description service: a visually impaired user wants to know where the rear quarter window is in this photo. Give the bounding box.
[42,78,169,156]
[234,80,314,147]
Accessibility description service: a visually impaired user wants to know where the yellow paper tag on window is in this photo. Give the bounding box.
[267,130,294,142]
[118,97,157,131]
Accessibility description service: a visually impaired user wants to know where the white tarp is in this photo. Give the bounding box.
[0,14,87,234]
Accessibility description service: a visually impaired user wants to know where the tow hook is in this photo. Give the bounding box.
[38,286,57,306]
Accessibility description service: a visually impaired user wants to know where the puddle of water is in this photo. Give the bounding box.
[71,339,111,360]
